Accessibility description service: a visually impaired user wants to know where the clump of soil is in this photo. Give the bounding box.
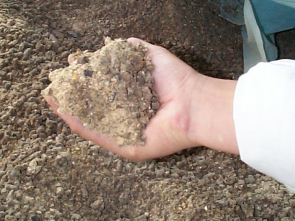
[42,38,159,146]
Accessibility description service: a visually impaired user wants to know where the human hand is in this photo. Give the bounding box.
[44,37,203,161]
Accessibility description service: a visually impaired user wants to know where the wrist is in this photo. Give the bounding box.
[186,74,239,154]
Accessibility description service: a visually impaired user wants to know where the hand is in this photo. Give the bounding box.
[44,37,202,161]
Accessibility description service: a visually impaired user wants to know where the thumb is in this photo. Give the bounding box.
[127,37,154,49]
[67,53,76,64]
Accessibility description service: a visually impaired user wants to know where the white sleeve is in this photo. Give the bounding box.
[233,59,295,193]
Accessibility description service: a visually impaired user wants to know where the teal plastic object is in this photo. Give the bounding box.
[244,0,295,71]
[207,0,295,72]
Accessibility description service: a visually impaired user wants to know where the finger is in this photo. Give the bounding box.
[43,96,144,160]
[45,97,124,153]
[127,37,147,46]
[55,111,147,160]
[68,53,76,64]
[44,96,59,113]
[127,37,155,50]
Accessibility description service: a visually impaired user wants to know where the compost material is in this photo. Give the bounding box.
[1,0,295,220]
[42,38,159,146]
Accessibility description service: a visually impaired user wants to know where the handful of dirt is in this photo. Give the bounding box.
[42,38,159,146]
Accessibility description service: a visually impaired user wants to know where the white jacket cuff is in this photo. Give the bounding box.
[234,59,295,193]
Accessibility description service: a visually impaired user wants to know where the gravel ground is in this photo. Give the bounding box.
[0,0,295,220]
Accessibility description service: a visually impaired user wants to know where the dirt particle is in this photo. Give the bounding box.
[77,56,88,64]
[83,69,93,77]
[27,158,42,176]
[23,48,32,60]
[90,198,105,210]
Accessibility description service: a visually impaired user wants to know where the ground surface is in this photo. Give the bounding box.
[0,0,295,220]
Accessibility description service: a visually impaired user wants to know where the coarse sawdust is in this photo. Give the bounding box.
[42,38,159,146]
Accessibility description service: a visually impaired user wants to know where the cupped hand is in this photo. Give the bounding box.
[44,37,202,161]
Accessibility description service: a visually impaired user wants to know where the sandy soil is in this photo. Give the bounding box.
[0,0,295,220]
